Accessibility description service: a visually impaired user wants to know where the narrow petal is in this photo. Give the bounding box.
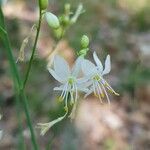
[77,80,92,90]
[48,68,64,83]
[102,55,111,75]
[93,51,103,73]
[53,86,64,91]
[81,59,97,76]
[54,55,70,80]
[72,56,83,77]
[76,77,90,84]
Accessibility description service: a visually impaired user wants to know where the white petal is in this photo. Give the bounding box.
[76,77,89,84]
[54,55,70,80]
[93,51,103,73]
[102,55,111,75]
[81,59,97,76]
[72,56,83,77]
[48,68,64,83]
[77,80,92,89]
[54,86,64,91]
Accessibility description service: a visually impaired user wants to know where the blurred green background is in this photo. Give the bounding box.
[0,0,150,149]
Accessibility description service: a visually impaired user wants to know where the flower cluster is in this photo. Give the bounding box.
[38,51,119,135]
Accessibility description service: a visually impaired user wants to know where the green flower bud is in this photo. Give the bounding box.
[78,48,89,57]
[45,12,60,29]
[54,27,64,39]
[81,35,89,48]
[60,15,70,26]
[40,0,48,10]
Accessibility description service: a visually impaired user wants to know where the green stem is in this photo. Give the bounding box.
[15,93,26,150]
[0,7,39,150]
[20,90,39,150]
[22,9,42,90]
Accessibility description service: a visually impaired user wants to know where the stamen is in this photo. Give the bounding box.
[64,88,69,112]
[74,83,78,103]
[102,78,119,96]
[92,80,97,96]
[70,91,74,105]
[97,81,105,98]
[101,83,110,105]
[61,83,68,101]
[69,101,77,120]
[95,81,103,103]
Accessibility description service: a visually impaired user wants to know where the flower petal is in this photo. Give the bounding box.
[72,56,83,77]
[93,51,103,73]
[48,68,64,83]
[54,55,70,80]
[102,55,111,75]
[76,76,89,84]
[53,86,64,91]
[81,59,97,76]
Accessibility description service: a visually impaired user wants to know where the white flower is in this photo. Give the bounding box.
[37,55,88,135]
[82,51,119,104]
[48,55,88,111]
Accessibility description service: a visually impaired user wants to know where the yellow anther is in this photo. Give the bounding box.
[68,77,75,85]
[93,75,101,81]
[101,93,104,98]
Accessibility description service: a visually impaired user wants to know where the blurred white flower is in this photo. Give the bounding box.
[82,52,119,104]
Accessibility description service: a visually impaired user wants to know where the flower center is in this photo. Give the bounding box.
[93,74,101,81]
[68,77,75,85]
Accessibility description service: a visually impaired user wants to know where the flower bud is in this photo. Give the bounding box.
[54,27,64,39]
[60,15,70,26]
[45,12,60,29]
[40,0,48,10]
[81,35,89,48]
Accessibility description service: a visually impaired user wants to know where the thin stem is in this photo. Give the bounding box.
[15,93,26,150]
[20,90,39,150]
[0,7,39,150]
[22,9,42,90]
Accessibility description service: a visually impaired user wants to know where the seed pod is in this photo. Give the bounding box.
[81,35,89,48]
[45,12,60,29]
[40,0,48,10]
